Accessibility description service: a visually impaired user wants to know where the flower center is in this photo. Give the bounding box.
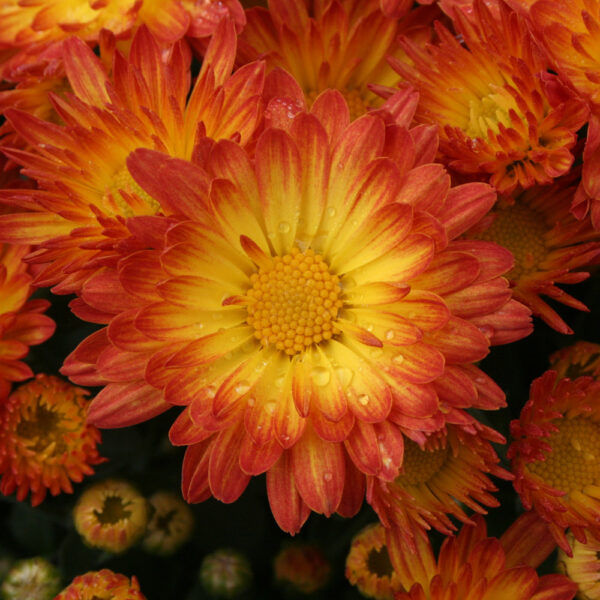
[103,164,160,218]
[527,417,600,493]
[366,546,394,579]
[306,88,368,121]
[465,88,514,139]
[475,201,547,280]
[15,405,67,455]
[94,495,133,525]
[397,439,449,485]
[246,247,343,356]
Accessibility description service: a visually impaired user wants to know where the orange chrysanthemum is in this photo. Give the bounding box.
[557,532,600,600]
[390,0,588,193]
[0,22,264,294]
[73,479,149,554]
[368,422,511,548]
[388,515,577,600]
[274,543,331,594]
[237,0,440,120]
[55,569,147,600]
[0,374,104,506]
[550,341,600,380]
[509,370,600,554]
[466,176,600,334]
[62,91,531,533]
[0,243,55,400]
[346,523,401,600]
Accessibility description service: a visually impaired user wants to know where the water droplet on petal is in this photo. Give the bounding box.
[247,397,256,407]
[275,375,286,389]
[326,207,336,217]
[234,380,251,395]
[358,394,370,406]
[205,386,217,398]
[392,354,404,365]
[265,401,277,415]
[335,367,353,389]
[385,329,395,340]
[311,366,331,387]
[323,472,333,482]
[278,221,291,233]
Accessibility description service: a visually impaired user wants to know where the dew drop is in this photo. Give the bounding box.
[311,366,331,387]
[335,367,353,389]
[369,347,383,359]
[278,221,291,233]
[195,322,204,330]
[275,375,286,389]
[205,386,217,399]
[326,207,336,218]
[265,401,277,415]
[234,380,251,395]
[385,329,395,341]
[392,354,404,365]
[358,394,370,406]
[247,397,256,407]
[323,472,333,482]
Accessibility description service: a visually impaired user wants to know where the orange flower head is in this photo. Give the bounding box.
[346,523,401,600]
[73,479,149,553]
[0,374,104,506]
[368,423,511,549]
[509,370,600,554]
[142,490,195,556]
[389,515,577,600]
[55,569,147,600]
[274,543,331,594]
[466,176,600,334]
[557,532,600,600]
[62,90,532,533]
[237,0,440,120]
[0,22,264,294]
[0,243,55,400]
[551,342,600,381]
[391,0,589,193]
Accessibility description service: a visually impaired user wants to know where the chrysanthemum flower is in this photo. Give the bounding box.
[142,490,194,556]
[0,557,61,600]
[0,374,103,505]
[509,370,600,554]
[237,0,440,120]
[274,543,331,594]
[0,21,264,294]
[390,0,588,193]
[63,91,531,532]
[346,523,401,600]
[0,243,55,400]
[54,569,147,600]
[557,532,600,600]
[73,479,149,553]
[388,515,577,600]
[551,341,600,380]
[200,549,253,598]
[368,422,511,549]
[466,176,600,334]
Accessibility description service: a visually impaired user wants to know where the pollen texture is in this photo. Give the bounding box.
[246,247,343,356]
[528,417,600,493]
[397,439,449,485]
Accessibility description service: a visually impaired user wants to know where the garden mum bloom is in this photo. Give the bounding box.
[0,374,104,506]
[73,479,149,553]
[551,341,600,380]
[200,549,253,598]
[0,21,264,294]
[55,570,146,600]
[142,490,195,555]
[388,515,577,600]
[509,370,600,554]
[0,557,61,600]
[0,243,55,400]
[274,543,331,594]
[557,532,600,600]
[237,0,439,120]
[346,523,400,600]
[368,422,511,549]
[466,176,600,334]
[391,0,588,193]
[63,91,531,533]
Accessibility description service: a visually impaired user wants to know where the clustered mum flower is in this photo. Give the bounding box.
[54,569,147,600]
[62,90,531,534]
[509,370,600,553]
[73,479,149,553]
[0,243,55,399]
[0,374,104,505]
